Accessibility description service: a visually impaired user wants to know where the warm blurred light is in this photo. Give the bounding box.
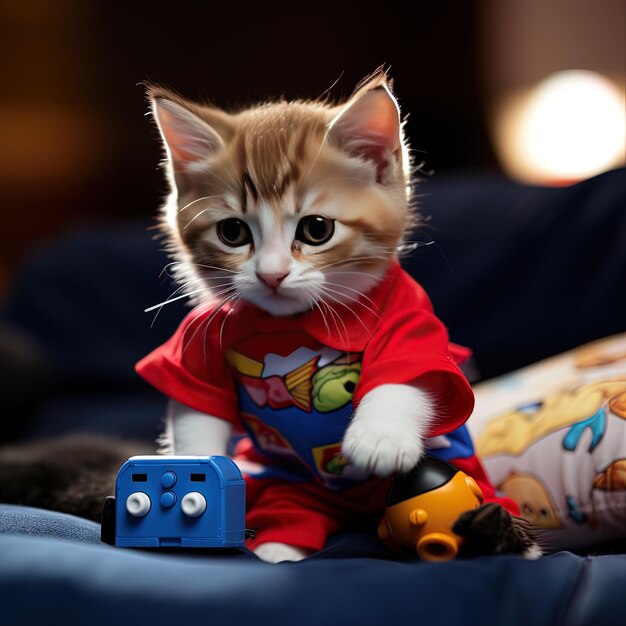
[494,71,625,185]
[0,105,106,194]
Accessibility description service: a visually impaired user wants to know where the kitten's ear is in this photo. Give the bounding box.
[327,82,402,178]
[151,97,223,167]
[147,86,235,193]
[147,88,232,179]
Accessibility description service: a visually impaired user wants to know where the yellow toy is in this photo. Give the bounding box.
[378,457,484,562]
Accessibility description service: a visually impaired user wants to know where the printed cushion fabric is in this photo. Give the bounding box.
[469,333,626,550]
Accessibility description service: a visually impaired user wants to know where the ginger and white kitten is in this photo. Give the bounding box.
[149,74,434,563]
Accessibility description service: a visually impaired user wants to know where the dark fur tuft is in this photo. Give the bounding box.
[0,436,153,522]
[453,502,542,558]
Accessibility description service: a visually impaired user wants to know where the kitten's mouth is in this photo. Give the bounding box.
[243,285,311,316]
[265,288,299,301]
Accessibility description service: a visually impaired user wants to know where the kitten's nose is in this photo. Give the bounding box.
[256,271,289,290]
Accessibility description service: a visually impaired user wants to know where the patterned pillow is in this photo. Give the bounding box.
[469,334,626,551]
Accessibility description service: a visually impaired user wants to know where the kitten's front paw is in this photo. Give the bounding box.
[453,503,542,559]
[253,542,310,563]
[342,384,433,477]
[341,420,424,477]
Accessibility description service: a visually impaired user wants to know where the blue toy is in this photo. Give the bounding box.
[101,456,248,548]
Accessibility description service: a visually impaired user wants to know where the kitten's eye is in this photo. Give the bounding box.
[217,218,252,247]
[295,215,335,246]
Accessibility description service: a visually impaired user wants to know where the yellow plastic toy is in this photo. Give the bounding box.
[378,457,484,562]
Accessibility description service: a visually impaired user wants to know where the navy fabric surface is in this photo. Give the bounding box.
[19,390,165,442]
[406,168,626,379]
[3,505,625,626]
[0,504,101,543]
[2,222,186,385]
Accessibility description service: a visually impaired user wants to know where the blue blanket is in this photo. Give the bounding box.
[2,505,624,626]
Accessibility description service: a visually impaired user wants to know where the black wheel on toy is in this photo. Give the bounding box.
[101,496,116,545]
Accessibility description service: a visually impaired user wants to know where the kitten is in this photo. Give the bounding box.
[137,72,540,563]
[149,73,426,478]
[0,73,538,563]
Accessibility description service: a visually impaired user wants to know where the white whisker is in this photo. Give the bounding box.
[150,276,226,328]
[202,293,238,359]
[144,287,214,312]
[179,301,213,352]
[218,298,241,352]
[313,299,330,336]
[316,254,395,272]
[182,293,238,356]
[303,290,330,336]
[178,195,221,213]
[319,287,372,334]
[300,117,328,188]
[323,281,382,320]
[190,263,239,274]
[183,207,214,230]
[326,270,378,278]
[199,289,240,364]
[162,261,239,275]
[397,241,434,255]
[318,296,349,346]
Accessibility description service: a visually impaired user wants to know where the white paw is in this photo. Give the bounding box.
[253,542,310,563]
[341,384,434,477]
[522,544,543,560]
[342,420,424,477]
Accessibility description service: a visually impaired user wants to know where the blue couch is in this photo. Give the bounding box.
[1,169,625,626]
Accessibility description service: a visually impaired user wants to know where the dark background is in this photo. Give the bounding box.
[0,0,502,291]
[1,0,623,292]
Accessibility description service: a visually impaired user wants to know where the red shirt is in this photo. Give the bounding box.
[137,260,474,438]
[137,263,521,517]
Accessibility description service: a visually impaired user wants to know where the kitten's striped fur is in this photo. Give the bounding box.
[148,71,415,317]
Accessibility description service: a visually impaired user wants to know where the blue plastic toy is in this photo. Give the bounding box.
[101,456,247,548]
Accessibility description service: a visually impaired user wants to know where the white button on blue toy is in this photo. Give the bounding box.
[126,492,151,517]
[160,491,177,508]
[181,492,206,517]
[161,471,177,488]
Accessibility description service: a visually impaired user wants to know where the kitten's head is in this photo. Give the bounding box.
[150,73,414,317]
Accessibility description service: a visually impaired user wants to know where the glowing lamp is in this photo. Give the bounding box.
[494,70,625,185]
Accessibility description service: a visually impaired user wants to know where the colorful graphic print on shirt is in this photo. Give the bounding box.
[226,331,477,490]
[226,332,368,488]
